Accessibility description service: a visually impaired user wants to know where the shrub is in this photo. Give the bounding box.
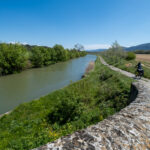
[0,43,28,75]
[30,46,52,67]
[99,69,113,81]
[47,98,84,125]
[126,52,136,60]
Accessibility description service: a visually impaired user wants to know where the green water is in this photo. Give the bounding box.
[0,55,96,114]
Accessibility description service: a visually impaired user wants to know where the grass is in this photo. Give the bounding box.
[102,55,150,79]
[0,58,133,150]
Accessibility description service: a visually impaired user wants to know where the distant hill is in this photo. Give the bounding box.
[86,49,107,52]
[125,43,150,51]
[86,43,150,52]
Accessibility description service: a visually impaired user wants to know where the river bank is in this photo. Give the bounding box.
[0,55,96,115]
[0,57,133,150]
[82,61,95,78]
[0,56,96,118]
[36,57,150,149]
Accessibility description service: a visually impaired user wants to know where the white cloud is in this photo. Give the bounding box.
[84,44,110,50]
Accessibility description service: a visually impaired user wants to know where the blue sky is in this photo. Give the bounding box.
[0,0,150,49]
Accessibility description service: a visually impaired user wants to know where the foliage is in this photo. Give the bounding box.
[30,44,86,67]
[30,46,52,67]
[126,52,136,60]
[0,43,29,75]
[102,41,127,65]
[0,43,87,75]
[48,97,84,125]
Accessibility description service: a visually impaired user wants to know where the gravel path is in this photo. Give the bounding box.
[34,57,150,150]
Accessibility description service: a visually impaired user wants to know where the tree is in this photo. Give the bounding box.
[0,42,87,75]
[0,43,28,75]
[30,46,44,67]
[74,43,85,51]
[53,44,66,61]
[108,41,126,59]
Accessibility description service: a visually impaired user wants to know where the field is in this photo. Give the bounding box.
[136,54,150,68]
[136,54,150,63]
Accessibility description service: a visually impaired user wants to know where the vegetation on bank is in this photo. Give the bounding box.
[0,43,86,75]
[101,41,150,79]
[0,58,133,150]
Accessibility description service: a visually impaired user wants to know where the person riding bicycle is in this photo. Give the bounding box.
[136,62,144,76]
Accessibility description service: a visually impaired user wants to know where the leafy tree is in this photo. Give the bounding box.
[102,41,127,64]
[53,44,67,61]
[0,43,28,75]
[109,41,126,58]
[41,48,52,66]
[30,46,45,67]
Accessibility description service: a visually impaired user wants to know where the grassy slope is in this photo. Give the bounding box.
[102,55,150,79]
[0,58,132,150]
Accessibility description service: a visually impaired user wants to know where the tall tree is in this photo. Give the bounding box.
[74,43,85,51]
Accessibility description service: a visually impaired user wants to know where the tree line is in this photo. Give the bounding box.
[0,43,87,75]
[134,50,150,54]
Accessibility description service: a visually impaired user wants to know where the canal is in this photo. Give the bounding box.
[0,55,97,114]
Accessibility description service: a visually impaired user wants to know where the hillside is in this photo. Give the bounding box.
[86,43,150,52]
[125,43,150,51]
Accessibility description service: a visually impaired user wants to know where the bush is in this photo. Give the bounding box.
[126,52,136,60]
[0,43,28,75]
[30,46,52,67]
[99,69,113,81]
[47,98,84,125]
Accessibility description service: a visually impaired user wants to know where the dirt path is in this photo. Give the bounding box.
[34,57,150,150]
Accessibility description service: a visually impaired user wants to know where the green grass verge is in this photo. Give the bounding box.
[0,58,133,150]
[102,55,150,79]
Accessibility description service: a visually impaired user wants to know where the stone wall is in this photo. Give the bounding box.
[33,81,150,150]
[128,82,138,103]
